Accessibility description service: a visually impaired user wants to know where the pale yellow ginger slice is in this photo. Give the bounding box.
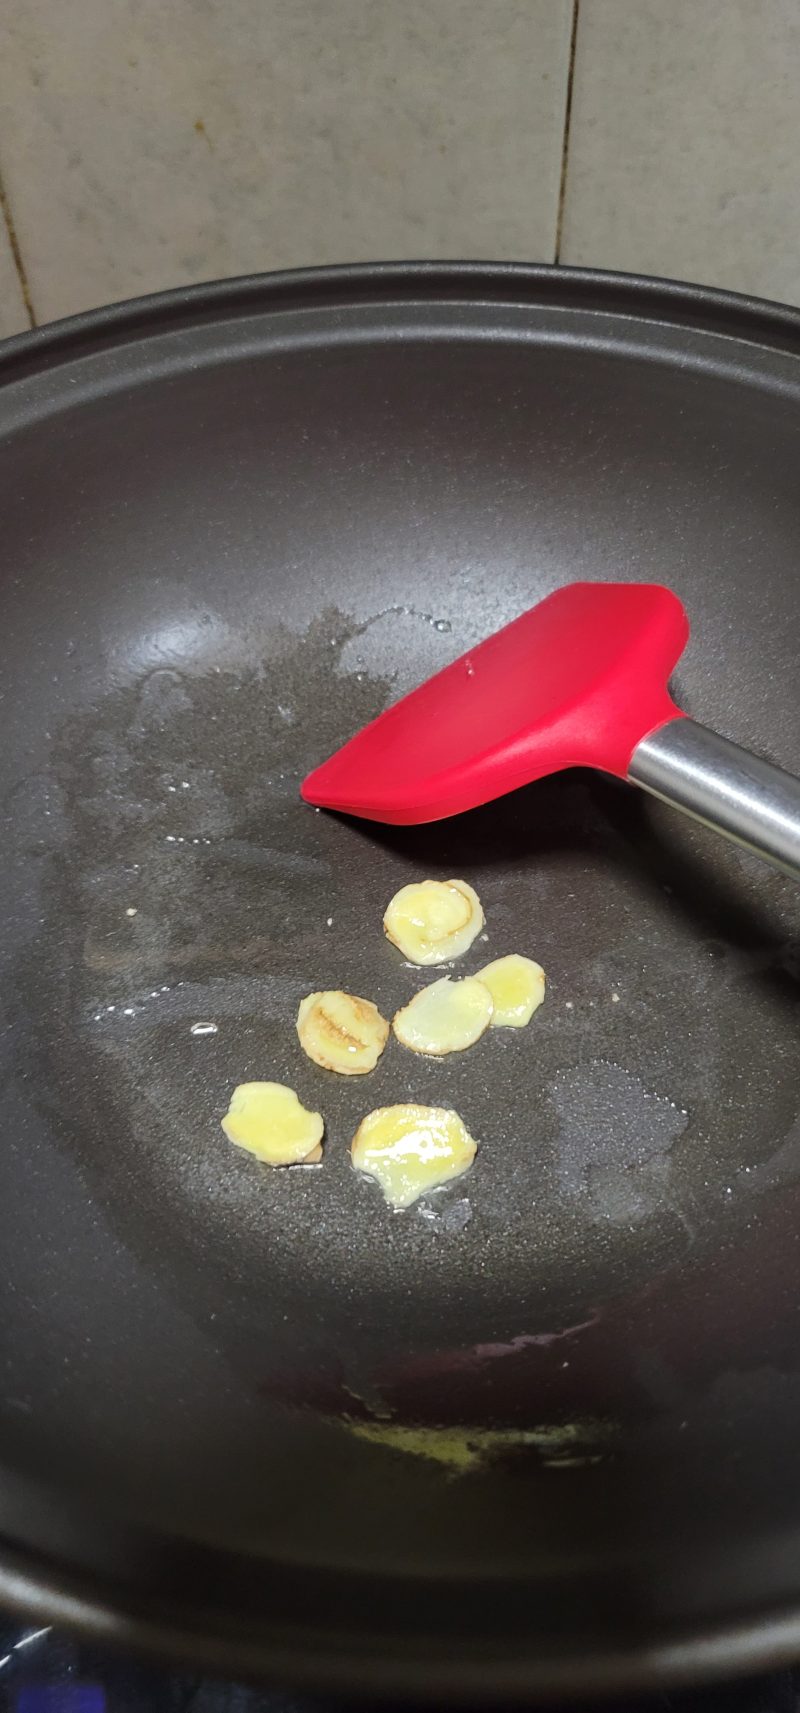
[351,1103,477,1209]
[476,954,546,1028]
[392,976,493,1056]
[383,879,484,965]
[297,990,389,1075]
[221,1082,324,1166]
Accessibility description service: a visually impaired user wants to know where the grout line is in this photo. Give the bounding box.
[0,164,36,327]
[554,0,580,265]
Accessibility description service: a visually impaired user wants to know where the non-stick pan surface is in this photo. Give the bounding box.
[1,265,799,1700]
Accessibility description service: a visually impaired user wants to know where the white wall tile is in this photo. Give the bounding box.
[0,205,28,337]
[0,0,574,324]
[561,0,800,307]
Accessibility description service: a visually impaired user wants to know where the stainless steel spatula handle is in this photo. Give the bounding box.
[628,718,800,880]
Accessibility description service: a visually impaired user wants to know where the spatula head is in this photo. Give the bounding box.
[301,582,689,824]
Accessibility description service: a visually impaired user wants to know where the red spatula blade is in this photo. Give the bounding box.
[301,582,689,824]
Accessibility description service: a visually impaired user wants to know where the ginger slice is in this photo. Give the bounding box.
[383,879,484,966]
[393,976,493,1056]
[351,1104,477,1209]
[476,955,546,1028]
[221,1082,324,1166]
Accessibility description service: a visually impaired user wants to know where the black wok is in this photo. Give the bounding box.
[0,264,799,1701]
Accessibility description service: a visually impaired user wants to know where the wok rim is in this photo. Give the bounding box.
[6,1535,800,1702]
[3,257,800,383]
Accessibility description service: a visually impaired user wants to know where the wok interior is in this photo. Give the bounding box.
[1,281,799,1670]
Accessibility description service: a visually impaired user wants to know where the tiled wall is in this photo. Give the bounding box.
[1,0,799,338]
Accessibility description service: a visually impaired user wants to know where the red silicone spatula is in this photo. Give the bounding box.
[301,583,800,878]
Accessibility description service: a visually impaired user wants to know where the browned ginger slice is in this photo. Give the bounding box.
[297,990,389,1075]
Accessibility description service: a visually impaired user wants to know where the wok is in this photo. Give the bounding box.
[0,263,799,1701]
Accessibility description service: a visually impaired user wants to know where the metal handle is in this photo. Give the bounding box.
[627,717,800,880]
